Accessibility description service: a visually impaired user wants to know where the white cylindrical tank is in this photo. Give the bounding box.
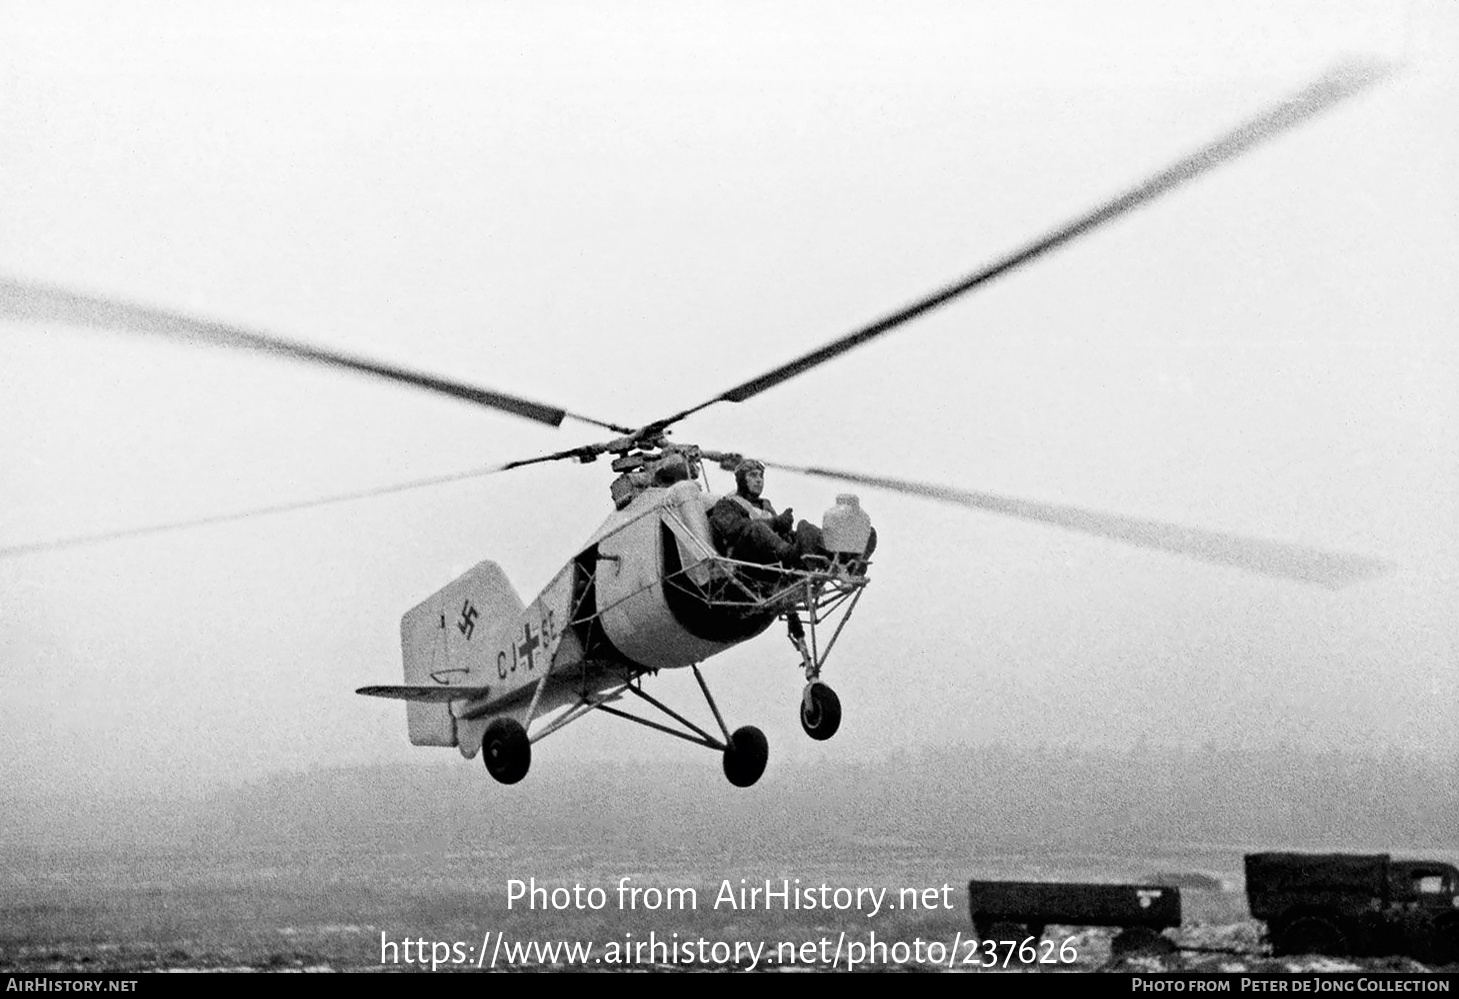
[821,493,872,554]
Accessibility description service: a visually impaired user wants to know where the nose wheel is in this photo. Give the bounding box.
[787,613,844,741]
[800,682,841,740]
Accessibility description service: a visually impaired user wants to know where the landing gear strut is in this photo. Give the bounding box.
[546,664,770,787]
[788,613,843,741]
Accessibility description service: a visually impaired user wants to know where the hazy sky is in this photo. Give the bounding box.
[2,0,1455,800]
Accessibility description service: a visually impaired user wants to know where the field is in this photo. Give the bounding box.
[1,838,1447,973]
[4,755,1455,973]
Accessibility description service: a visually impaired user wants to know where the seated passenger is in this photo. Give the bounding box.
[709,459,828,569]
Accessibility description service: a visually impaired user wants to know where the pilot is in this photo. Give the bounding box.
[709,459,827,568]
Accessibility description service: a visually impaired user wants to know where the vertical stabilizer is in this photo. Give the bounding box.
[399,560,524,746]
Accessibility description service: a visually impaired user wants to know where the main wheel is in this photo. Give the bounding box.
[1274,915,1347,957]
[1111,927,1175,957]
[1428,918,1459,967]
[799,682,841,741]
[481,717,531,785]
[722,725,769,787]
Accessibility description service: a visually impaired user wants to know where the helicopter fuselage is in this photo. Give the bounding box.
[397,478,795,757]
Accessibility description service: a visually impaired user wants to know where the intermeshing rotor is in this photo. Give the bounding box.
[0,59,1396,587]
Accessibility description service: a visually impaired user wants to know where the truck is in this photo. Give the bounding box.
[1245,852,1459,963]
[967,880,1183,956]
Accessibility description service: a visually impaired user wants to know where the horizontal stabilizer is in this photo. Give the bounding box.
[356,684,490,703]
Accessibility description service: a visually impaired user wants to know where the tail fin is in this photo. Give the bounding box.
[398,560,524,747]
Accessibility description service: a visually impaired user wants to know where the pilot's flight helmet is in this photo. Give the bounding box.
[734,458,766,493]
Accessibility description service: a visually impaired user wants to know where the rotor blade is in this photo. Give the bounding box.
[0,427,639,559]
[768,462,1393,589]
[648,57,1392,433]
[0,463,519,559]
[0,276,633,434]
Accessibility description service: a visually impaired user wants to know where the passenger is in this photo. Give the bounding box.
[709,459,828,568]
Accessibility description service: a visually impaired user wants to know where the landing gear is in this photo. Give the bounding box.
[800,682,841,741]
[482,717,531,785]
[557,665,770,788]
[722,726,769,787]
[786,612,849,741]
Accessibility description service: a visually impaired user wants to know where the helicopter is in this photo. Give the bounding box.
[0,59,1395,789]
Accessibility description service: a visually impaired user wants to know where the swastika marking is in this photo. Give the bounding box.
[457,600,479,640]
